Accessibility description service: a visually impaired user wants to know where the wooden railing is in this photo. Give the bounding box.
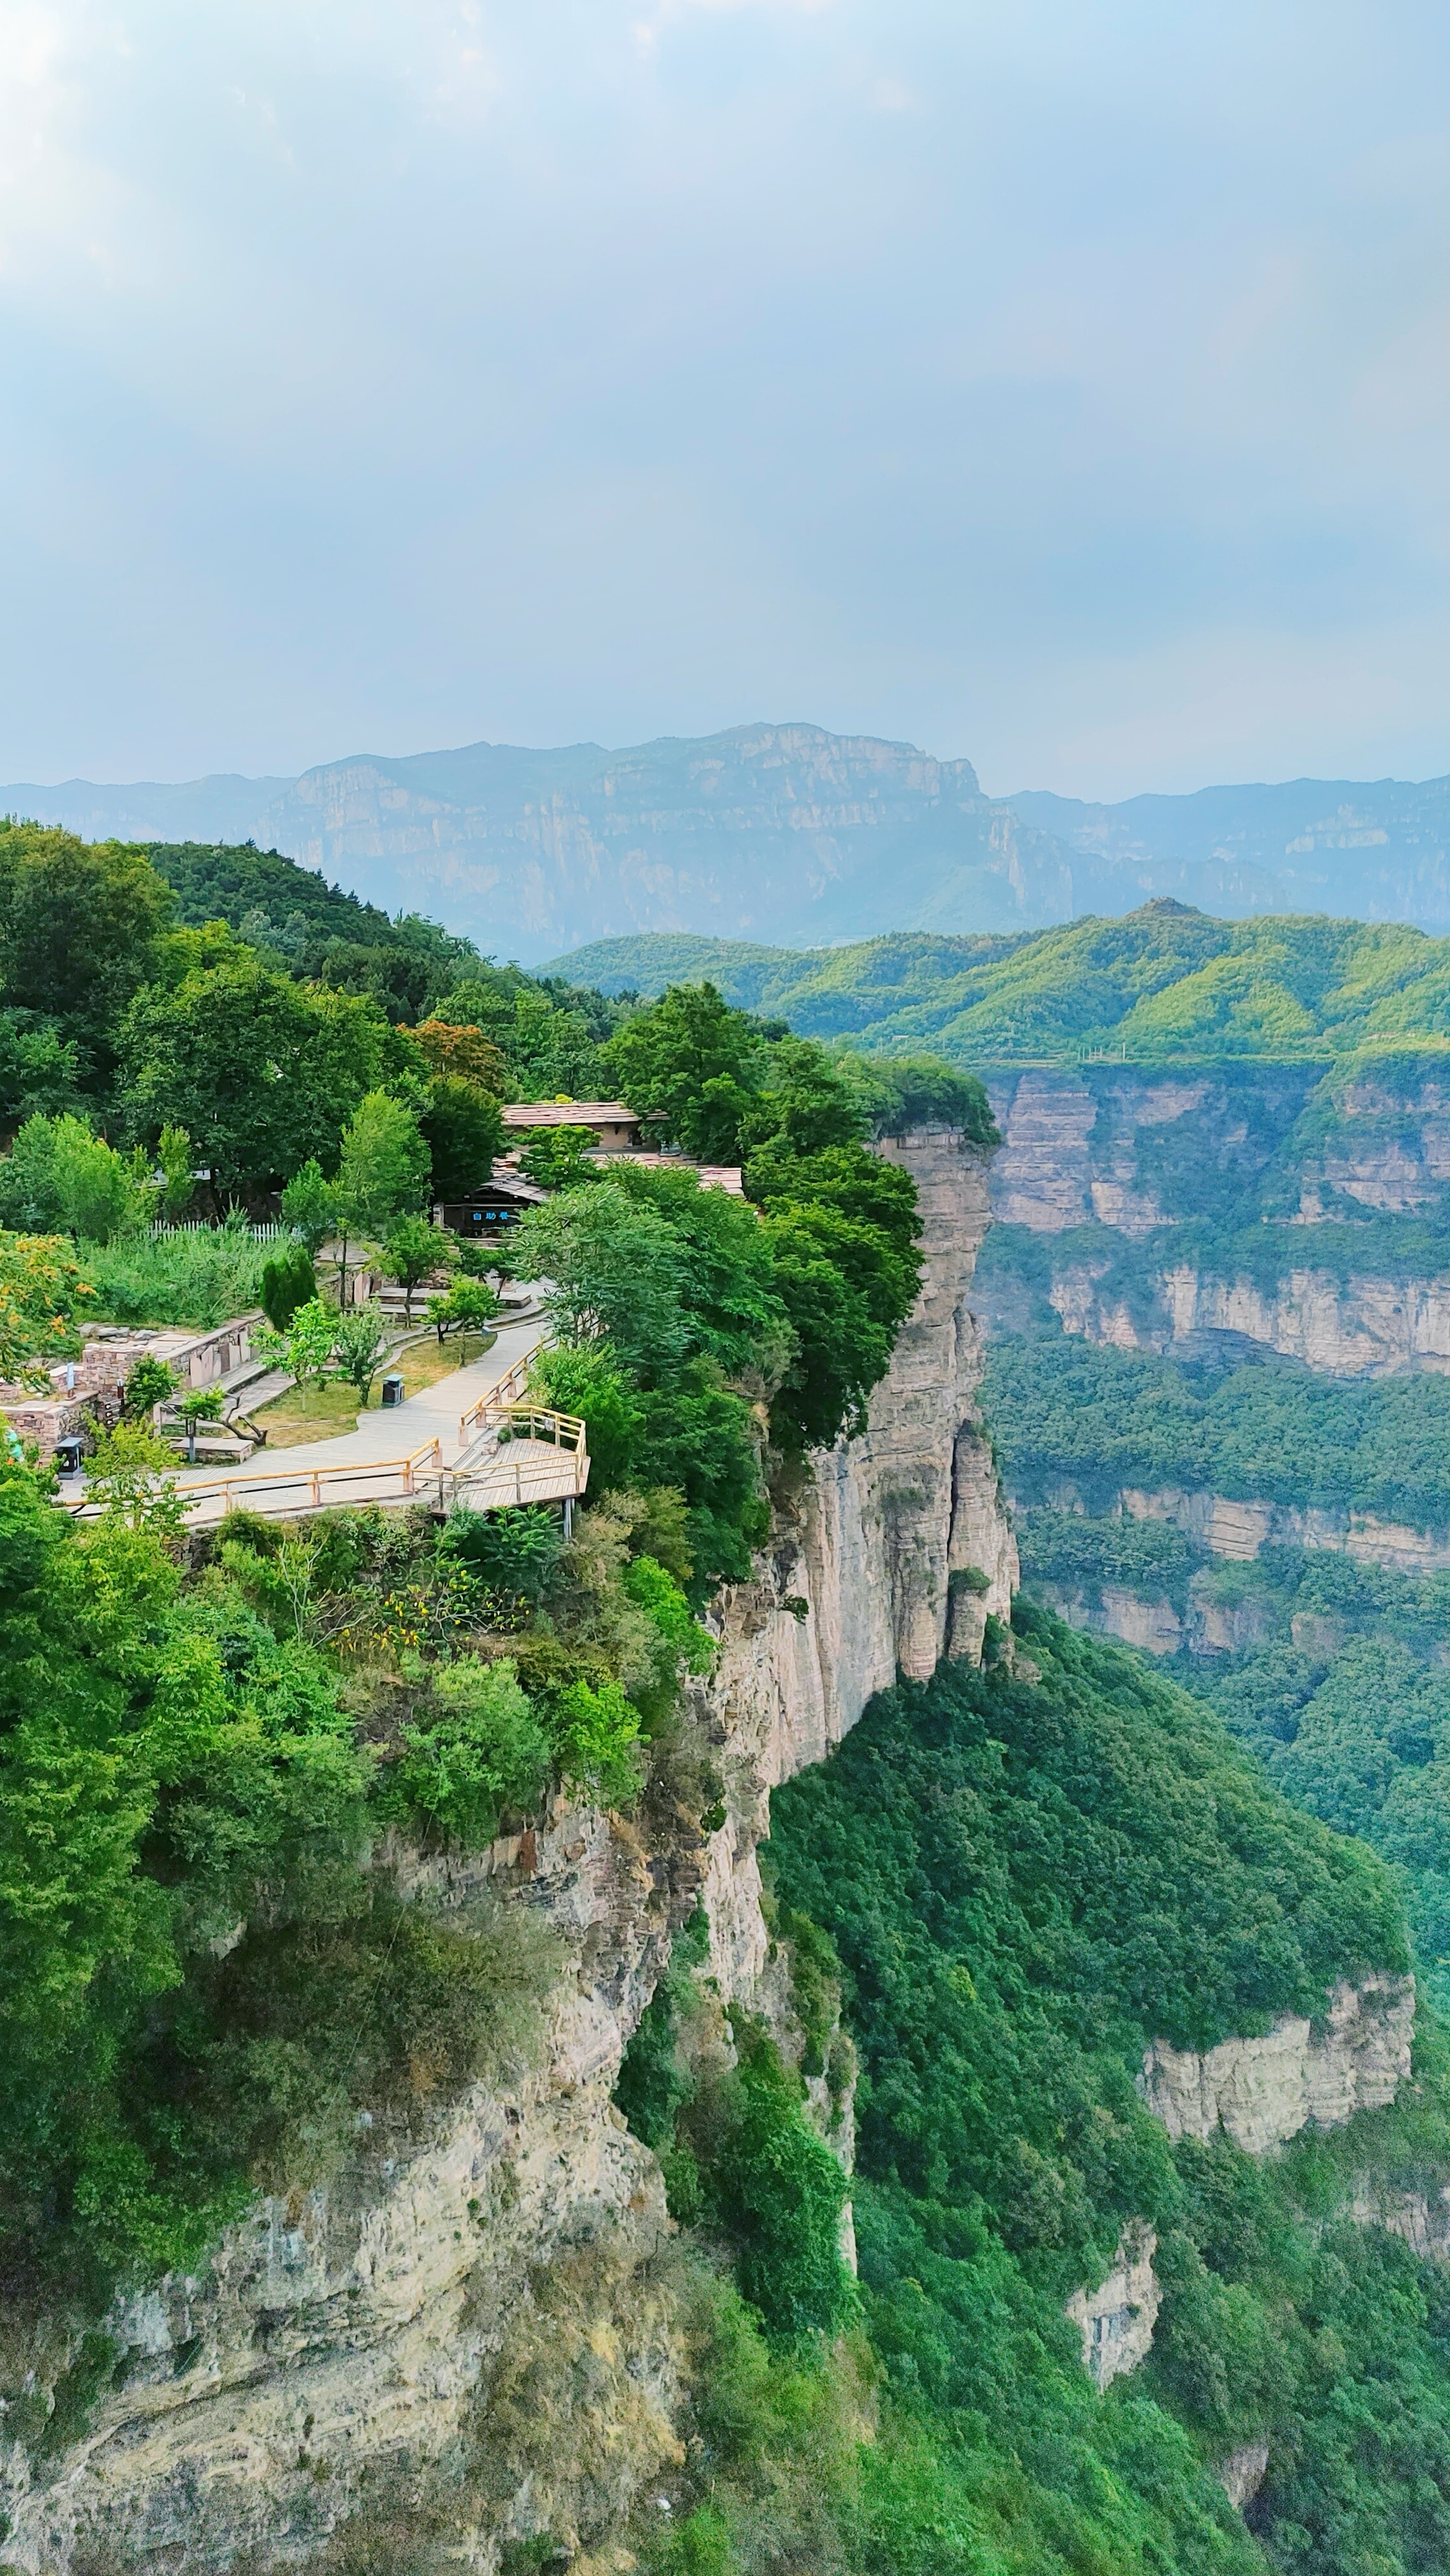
[60,1337,588,1525]
[457,1350,537,1443]
[62,1435,448,1523]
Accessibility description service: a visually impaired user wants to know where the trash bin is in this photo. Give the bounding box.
[54,1437,84,1475]
[380,1374,405,1408]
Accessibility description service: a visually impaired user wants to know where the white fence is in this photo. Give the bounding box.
[150,1220,292,1242]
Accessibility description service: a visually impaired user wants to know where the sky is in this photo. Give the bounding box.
[1,0,1446,799]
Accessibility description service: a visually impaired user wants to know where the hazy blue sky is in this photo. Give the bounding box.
[2,0,1445,796]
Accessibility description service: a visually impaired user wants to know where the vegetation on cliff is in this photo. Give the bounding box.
[608,1622,1450,2576]
[754,1628,1450,2576]
[984,1327,1450,1532]
[987,1291,1450,2033]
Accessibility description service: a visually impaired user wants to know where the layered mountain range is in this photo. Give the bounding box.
[5,723,1446,961]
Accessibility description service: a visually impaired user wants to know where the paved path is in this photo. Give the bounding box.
[173,1311,547,1483]
[66,1309,569,1528]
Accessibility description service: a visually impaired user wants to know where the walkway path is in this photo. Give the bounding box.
[189,1309,547,1480]
[66,1308,581,1530]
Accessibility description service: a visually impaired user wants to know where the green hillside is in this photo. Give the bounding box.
[548,903,1450,1066]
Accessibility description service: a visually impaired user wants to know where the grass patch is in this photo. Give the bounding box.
[253,1330,497,1447]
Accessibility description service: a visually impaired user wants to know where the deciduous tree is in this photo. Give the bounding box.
[383,1214,454,1324]
[406,1019,511,1095]
[420,1074,504,1202]
[0,823,173,1090]
[602,981,765,1162]
[119,959,383,1202]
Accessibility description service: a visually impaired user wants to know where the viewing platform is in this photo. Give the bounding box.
[57,1323,588,1530]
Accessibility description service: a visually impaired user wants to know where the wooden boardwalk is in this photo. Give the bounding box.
[61,1348,590,1529]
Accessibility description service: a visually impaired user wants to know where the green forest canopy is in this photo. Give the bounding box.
[756,1627,1450,2576]
[984,1329,1450,1533]
[546,905,1450,1068]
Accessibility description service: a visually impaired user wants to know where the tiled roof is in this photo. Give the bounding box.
[500,1101,643,1130]
[595,1152,745,1197]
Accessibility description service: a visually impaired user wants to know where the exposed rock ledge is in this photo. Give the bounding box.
[1065,1973,1415,2409]
[1350,2174,1450,2259]
[1141,1974,1415,2155]
[1217,2443,1270,2512]
[1065,2224,1159,2389]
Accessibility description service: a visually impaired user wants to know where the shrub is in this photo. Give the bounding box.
[0,1112,152,1242]
[623,1554,716,1674]
[260,1240,316,1332]
[549,1674,644,1808]
[441,1505,564,1604]
[392,1656,551,1847]
[699,2014,854,2345]
[427,1276,501,1343]
[120,1354,174,1419]
[528,1343,642,1490]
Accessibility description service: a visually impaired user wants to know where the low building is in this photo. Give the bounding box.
[435,1170,548,1242]
[500,1101,656,1153]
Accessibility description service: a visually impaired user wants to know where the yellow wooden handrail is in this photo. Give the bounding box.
[61,1435,446,1520]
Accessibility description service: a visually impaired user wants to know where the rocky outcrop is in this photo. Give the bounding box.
[1065,2224,1160,2389]
[0,1808,680,2576]
[1061,1974,1417,2403]
[0,1125,1011,2574]
[696,1126,1015,1998]
[1026,1480,1450,1578]
[1161,1264,1450,1379]
[1141,1975,1415,2155]
[985,1064,1450,1383]
[1217,2444,1270,2512]
[1350,2175,1450,2259]
[1116,1483,1450,1573]
[1047,1259,1450,1378]
[986,1066,1315,1238]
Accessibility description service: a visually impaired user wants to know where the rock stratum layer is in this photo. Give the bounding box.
[0,1124,1013,2576]
[1141,1974,1415,2157]
[983,1065,1450,1384]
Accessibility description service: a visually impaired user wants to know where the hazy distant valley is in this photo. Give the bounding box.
[6,721,1447,960]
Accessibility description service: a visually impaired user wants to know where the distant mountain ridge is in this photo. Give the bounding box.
[5,723,1446,960]
[544,905,1450,1068]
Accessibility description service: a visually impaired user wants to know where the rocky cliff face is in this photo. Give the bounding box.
[1066,1975,1417,2420]
[0,1126,1011,2576]
[1141,1975,1415,2157]
[696,1124,1016,1999]
[1051,1260,1450,1381]
[984,1065,1450,1383]
[1065,2224,1160,2391]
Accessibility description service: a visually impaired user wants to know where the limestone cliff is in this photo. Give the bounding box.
[1141,1973,1415,2156]
[1062,1976,1416,2412]
[1065,2224,1160,2390]
[1052,1258,1450,1381]
[0,1125,1011,2575]
[983,1063,1450,1383]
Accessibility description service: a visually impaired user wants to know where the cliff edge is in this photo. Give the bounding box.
[0,1122,1012,2575]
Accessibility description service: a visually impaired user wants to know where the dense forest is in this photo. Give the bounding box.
[987,1325,1450,2028]
[549,905,1450,1070]
[616,1622,1450,2574]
